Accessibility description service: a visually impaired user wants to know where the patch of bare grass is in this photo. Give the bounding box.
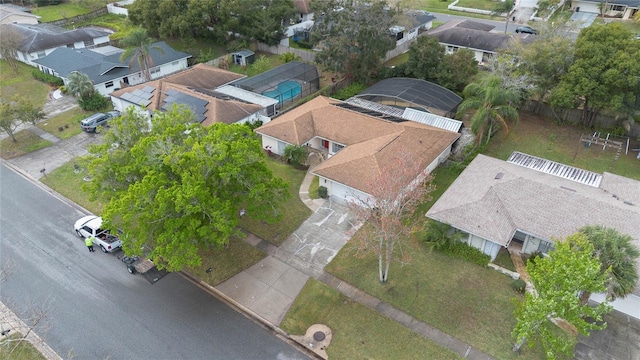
[0,130,52,159]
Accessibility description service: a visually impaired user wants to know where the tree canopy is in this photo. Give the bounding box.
[119,28,163,82]
[128,0,293,45]
[512,233,612,359]
[578,225,639,304]
[85,106,289,271]
[404,36,478,93]
[549,23,640,127]
[311,0,397,83]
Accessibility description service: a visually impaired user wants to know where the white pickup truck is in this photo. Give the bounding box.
[73,215,123,253]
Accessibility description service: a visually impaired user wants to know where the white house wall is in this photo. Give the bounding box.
[261,135,285,154]
[465,233,501,260]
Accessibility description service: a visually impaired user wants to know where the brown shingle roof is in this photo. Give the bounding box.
[256,96,460,195]
[111,66,262,125]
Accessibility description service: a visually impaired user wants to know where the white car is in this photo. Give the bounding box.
[74,215,123,253]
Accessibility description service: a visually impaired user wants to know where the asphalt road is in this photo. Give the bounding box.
[0,163,308,360]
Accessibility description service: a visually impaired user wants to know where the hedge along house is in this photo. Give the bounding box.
[426,152,640,317]
[256,96,460,204]
[110,64,272,126]
[2,22,111,67]
[32,41,190,96]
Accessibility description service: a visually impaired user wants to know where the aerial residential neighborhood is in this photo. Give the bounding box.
[0,0,639,359]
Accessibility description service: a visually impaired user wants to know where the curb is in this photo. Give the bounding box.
[0,302,62,360]
[179,270,322,359]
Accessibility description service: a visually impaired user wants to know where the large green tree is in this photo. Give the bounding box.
[0,96,45,141]
[578,225,640,305]
[404,35,445,82]
[549,23,640,127]
[500,21,576,113]
[436,48,478,93]
[456,76,520,146]
[119,28,164,82]
[311,0,397,83]
[85,106,289,271]
[512,233,612,358]
[229,0,295,46]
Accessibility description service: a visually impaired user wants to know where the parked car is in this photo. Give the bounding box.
[515,26,538,35]
[73,215,123,253]
[105,110,121,120]
[80,113,110,133]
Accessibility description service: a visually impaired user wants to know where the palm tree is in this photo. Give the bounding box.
[119,28,164,82]
[491,0,515,34]
[578,225,640,305]
[456,76,520,146]
[66,72,95,99]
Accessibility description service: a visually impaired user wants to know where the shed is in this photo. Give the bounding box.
[231,50,255,66]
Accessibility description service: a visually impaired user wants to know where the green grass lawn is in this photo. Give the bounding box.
[37,107,88,140]
[493,247,516,271]
[456,0,500,11]
[32,1,109,22]
[238,157,312,245]
[0,61,51,108]
[164,38,226,63]
[280,279,463,359]
[186,235,267,285]
[0,333,47,360]
[325,240,562,359]
[70,13,131,36]
[0,130,52,159]
[308,175,320,199]
[484,113,640,180]
[395,0,495,19]
[40,161,105,214]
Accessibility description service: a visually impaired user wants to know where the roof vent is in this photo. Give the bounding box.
[495,172,503,179]
[623,201,634,206]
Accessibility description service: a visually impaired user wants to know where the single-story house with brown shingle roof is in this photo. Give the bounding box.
[426,152,640,318]
[256,96,460,204]
[427,20,535,65]
[110,64,271,126]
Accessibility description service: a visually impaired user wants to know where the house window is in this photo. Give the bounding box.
[396,32,404,41]
[105,81,114,88]
[67,44,74,48]
[331,143,344,153]
[610,5,624,11]
[36,51,46,59]
[83,39,94,47]
[538,240,555,254]
[446,46,458,53]
[149,67,160,75]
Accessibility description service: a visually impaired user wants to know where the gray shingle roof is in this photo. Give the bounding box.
[427,154,640,249]
[33,41,190,85]
[3,23,110,53]
[576,0,639,6]
[427,19,535,53]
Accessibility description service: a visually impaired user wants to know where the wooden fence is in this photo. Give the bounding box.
[45,7,108,27]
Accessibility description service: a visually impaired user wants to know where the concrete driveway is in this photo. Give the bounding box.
[215,199,353,326]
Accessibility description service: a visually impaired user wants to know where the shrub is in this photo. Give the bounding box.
[318,186,328,199]
[279,52,299,63]
[527,251,545,267]
[283,144,308,167]
[32,70,64,87]
[295,41,313,49]
[331,83,367,100]
[78,93,108,111]
[510,279,526,293]
[440,241,491,267]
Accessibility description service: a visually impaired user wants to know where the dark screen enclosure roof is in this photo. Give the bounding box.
[355,78,462,116]
[231,61,319,91]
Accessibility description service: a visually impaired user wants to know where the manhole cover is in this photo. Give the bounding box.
[313,331,325,342]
